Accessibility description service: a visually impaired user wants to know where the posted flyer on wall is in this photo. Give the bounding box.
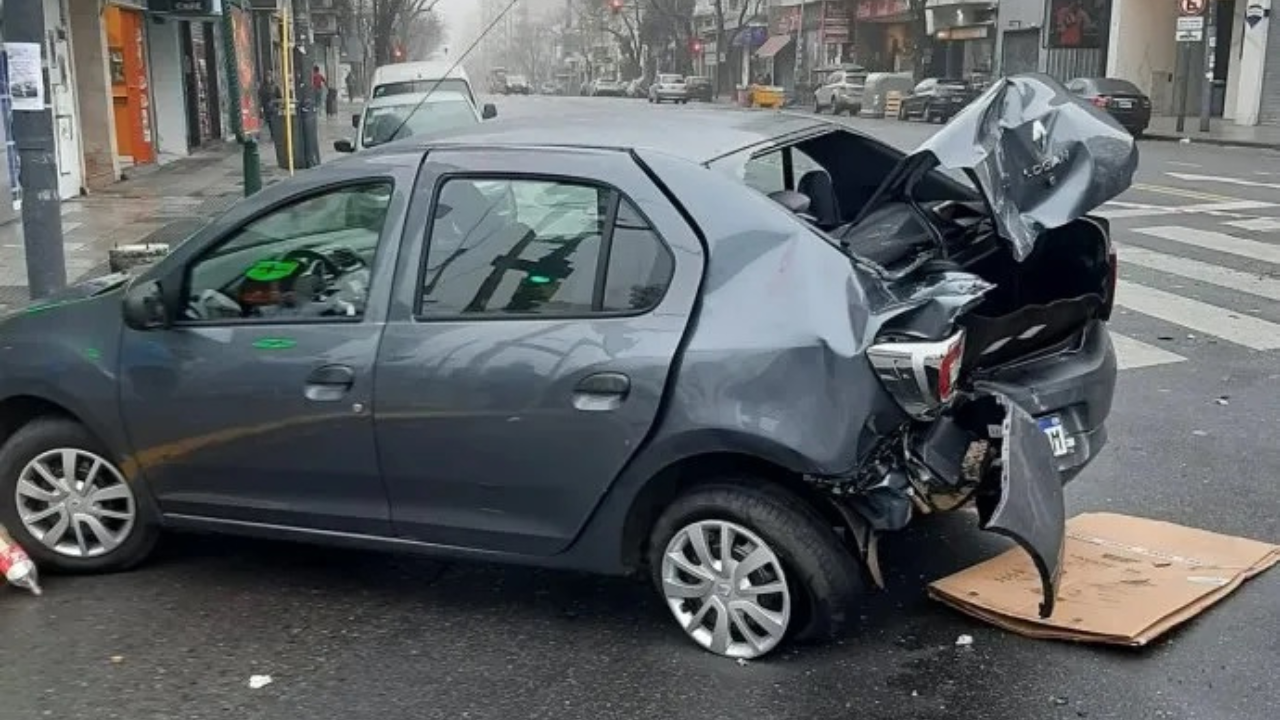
[4,42,45,112]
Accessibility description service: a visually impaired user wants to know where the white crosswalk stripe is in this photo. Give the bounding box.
[1100,210,1280,368]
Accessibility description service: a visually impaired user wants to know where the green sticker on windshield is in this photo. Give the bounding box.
[252,338,297,350]
[245,259,300,282]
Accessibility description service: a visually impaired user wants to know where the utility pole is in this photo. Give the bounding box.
[4,0,67,299]
[1197,0,1218,132]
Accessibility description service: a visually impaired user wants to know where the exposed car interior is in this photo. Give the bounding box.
[749,128,1114,369]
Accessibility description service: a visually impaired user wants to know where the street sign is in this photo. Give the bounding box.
[1179,0,1206,15]
[1176,28,1204,41]
[1177,15,1205,30]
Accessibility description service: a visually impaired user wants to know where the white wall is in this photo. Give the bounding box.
[1234,0,1272,125]
[1224,0,1246,120]
[147,19,189,163]
[1107,0,1177,112]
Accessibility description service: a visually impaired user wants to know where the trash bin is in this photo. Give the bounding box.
[267,102,312,170]
[298,103,321,168]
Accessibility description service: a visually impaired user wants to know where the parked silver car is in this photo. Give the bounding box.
[0,75,1134,661]
[649,74,689,104]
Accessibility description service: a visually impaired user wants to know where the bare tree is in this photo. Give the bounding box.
[368,0,445,65]
[710,0,764,97]
[510,18,558,84]
[642,0,697,73]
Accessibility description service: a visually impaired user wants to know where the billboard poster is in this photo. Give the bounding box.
[1045,0,1109,49]
[229,5,261,135]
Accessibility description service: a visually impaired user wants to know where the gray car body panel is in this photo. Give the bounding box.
[373,147,704,556]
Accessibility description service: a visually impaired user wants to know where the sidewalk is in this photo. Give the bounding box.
[1143,116,1280,149]
[0,107,355,312]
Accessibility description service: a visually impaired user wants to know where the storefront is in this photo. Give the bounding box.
[146,0,228,153]
[854,0,914,72]
[927,1,997,78]
[106,3,156,165]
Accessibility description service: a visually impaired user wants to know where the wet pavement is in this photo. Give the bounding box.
[2,96,1278,720]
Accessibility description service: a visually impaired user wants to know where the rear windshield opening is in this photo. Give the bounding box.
[1092,79,1142,95]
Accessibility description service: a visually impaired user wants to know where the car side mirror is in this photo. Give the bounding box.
[334,138,355,153]
[122,279,170,331]
[351,113,361,129]
[482,103,497,119]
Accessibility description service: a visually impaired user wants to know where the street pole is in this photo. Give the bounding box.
[1198,0,1218,132]
[221,0,262,196]
[1175,42,1190,133]
[281,6,296,175]
[4,0,67,299]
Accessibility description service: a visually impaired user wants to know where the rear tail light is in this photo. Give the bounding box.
[867,330,966,420]
[1092,95,1110,108]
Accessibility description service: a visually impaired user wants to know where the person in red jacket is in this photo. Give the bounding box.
[311,65,327,108]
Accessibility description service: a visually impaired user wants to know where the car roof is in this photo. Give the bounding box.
[361,106,834,164]
[371,61,470,85]
[365,91,472,109]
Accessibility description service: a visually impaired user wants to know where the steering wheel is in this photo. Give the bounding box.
[281,248,344,280]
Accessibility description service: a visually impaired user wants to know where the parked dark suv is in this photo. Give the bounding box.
[0,75,1133,661]
[1066,77,1152,136]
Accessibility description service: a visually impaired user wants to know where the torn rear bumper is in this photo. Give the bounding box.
[972,320,1117,618]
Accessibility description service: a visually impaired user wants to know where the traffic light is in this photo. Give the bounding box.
[608,0,623,13]
[690,39,704,55]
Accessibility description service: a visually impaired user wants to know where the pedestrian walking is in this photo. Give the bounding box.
[311,65,327,109]
[345,70,359,103]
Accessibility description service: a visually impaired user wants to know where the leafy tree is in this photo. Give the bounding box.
[710,0,765,96]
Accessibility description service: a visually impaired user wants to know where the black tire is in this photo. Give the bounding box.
[0,417,159,573]
[897,104,908,121]
[647,478,863,652]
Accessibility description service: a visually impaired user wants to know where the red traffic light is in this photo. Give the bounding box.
[691,40,704,54]
[608,0,623,12]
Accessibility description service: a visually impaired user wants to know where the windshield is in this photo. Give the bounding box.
[372,78,472,101]
[658,75,683,83]
[362,100,478,148]
[1092,78,1142,95]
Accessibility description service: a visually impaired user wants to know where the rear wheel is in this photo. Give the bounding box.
[0,418,159,573]
[814,97,823,114]
[648,479,863,659]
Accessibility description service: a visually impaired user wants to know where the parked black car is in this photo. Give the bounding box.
[0,74,1134,661]
[897,78,973,123]
[685,76,714,102]
[1066,77,1152,136]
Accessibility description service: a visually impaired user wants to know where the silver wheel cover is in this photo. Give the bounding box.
[660,519,792,659]
[14,448,137,559]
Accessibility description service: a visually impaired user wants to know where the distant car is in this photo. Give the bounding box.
[1066,77,1152,136]
[505,74,532,95]
[626,78,649,98]
[540,81,562,95]
[649,74,689,104]
[896,78,973,123]
[685,76,713,102]
[591,78,627,97]
[813,68,867,115]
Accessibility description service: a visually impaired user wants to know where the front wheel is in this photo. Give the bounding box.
[0,418,159,573]
[648,480,863,659]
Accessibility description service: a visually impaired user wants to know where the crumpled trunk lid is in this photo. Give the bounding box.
[861,72,1139,262]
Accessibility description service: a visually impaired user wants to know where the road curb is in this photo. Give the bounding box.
[1141,132,1280,150]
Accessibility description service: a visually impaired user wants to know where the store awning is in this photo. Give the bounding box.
[755,35,793,59]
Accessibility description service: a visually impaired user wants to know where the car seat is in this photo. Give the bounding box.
[797,169,842,229]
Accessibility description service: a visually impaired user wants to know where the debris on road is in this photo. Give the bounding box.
[955,634,974,647]
[110,655,125,665]
[248,675,273,690]
[928,513,1280,645]
[0,524,42,596]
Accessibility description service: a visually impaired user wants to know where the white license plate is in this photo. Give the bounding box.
[1115,100,1133,109]
[1038,415,1076,457]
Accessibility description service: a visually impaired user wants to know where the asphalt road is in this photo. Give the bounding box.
[3,95,1279,720]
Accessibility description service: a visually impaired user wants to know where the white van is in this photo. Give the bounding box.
[368,61,478,107]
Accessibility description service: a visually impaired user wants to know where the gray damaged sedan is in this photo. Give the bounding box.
[0,74,1135,659]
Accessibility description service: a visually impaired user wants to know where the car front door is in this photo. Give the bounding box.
[374,148,704,555]
[119,165,415,534]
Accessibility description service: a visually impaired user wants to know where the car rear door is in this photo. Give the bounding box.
[374,148,705,555]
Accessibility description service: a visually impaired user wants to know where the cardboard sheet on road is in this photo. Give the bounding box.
[928,512,1280,646]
